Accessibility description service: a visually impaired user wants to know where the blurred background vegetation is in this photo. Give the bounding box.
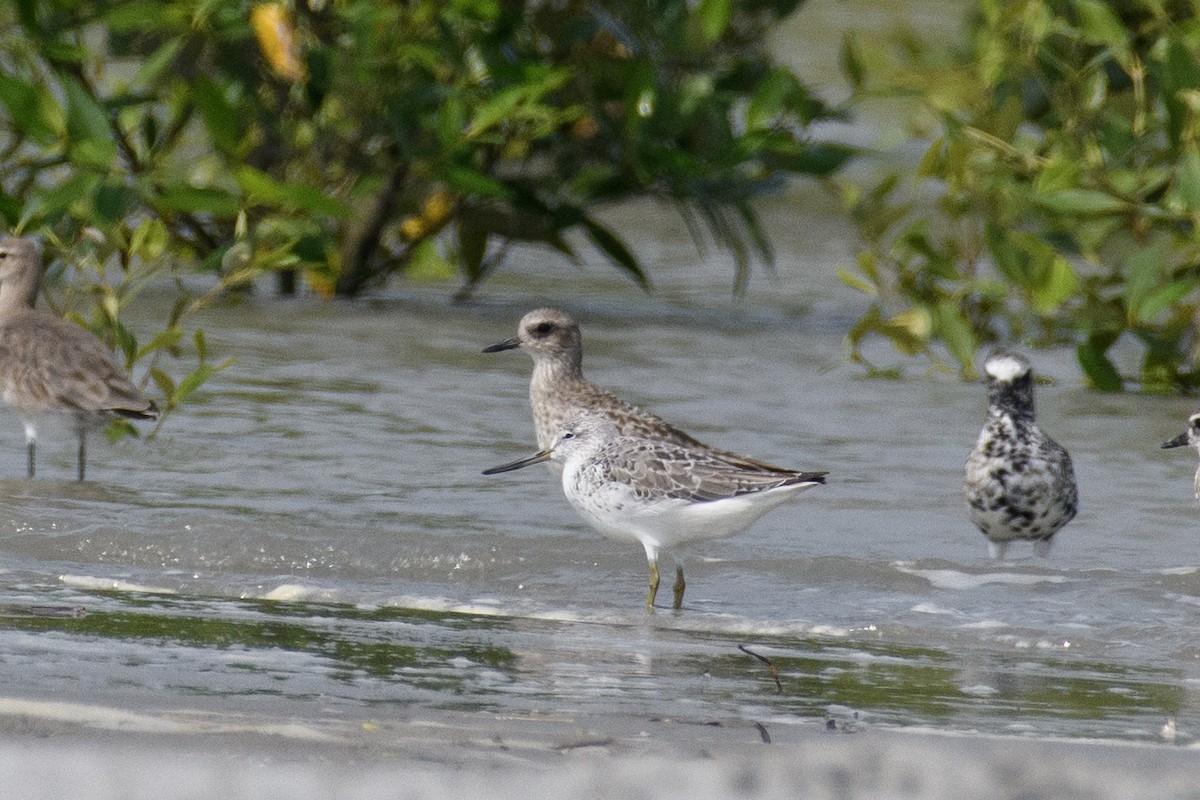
[839,0,1200,391]
[1,0,1199,395]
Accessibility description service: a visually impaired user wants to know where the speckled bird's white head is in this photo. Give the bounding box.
[1162,412,1200,452]
[1162,412,1200,501]
[984,353,1030,383]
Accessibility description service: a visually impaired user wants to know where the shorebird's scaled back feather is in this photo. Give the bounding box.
[592,438,826,503]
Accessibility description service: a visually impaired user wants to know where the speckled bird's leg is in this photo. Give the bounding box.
[23,421,36,479]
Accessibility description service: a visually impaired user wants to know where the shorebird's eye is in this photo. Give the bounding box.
[561,431,575,440]
[531,322,554,336]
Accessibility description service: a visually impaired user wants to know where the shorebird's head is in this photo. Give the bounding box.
[0,236,42,308]
[483,308,582,367]
[1162,412,1200,452]
[482,413,618,475]
[0,237,40,280]
[983,351,1036,418]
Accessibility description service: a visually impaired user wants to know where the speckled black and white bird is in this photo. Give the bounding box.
[964,352,1077,559]
[1161,412,1200,501]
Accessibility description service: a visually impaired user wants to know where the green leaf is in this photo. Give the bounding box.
[1121,239,1169,321]
[581,218,649,290]
[62,75,117,168]
[1141,348,1178,394]
[464,69,572,138]
[1073,0,1129,50]
[1136,279,1197,323]
[766,142,856,176]
[1077,339,1123,391]
[135,327,184,361]
[442,165,515,200]
[746,69,794,131]
[129,219,169,262]
[173,358,233,406]
[96,181,141,224]
[1030,255,1079,313]
[30,172,101,218]
[932,301,976,371]
[407,238,455,281]
[134,38,185,88]
[172,365,213,405]
[456,219,489,284]
[149,367,176,403]
[1033,189,1127,215]
[234,167,351,218]
[192,77,241,155]
[695,0,732,46]
[113,320,138,365]
[846,305,883,354]
[837,265,876,295]
[194,329,208,362]
[102,1,183,32]
[1034,158,1082,196]
[840,34,865,92]
[1177,146,1200,212]
[157,184,241,216]
[104,418,138,442]
[0,73,54,144]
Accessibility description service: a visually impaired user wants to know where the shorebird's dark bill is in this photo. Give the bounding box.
[482,337,520,353]
[482,449,552,475]
[1162,432,1190,449]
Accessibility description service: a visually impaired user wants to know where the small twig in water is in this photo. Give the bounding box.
[552,738,615,752]
[739,644,783,693]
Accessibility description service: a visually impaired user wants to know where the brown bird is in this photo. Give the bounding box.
[0,237,158,480]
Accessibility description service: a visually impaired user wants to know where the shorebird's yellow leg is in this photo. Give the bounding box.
[647,560,660,611]
[672,566,685,610]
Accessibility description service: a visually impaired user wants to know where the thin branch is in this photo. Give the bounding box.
[738,644,784,694]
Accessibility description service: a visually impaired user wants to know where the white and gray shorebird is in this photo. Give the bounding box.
[1161,412,1200,501]
[0,236,157,480]
[483,308,797,474]
[964,351,1077,559]
[483,413,826,611]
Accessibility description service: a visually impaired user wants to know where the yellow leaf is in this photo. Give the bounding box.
[890,307,933,339]
[399,191,456,242]
[250,4,305,82]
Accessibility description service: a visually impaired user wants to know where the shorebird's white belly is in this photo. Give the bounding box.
[562,468,815,551]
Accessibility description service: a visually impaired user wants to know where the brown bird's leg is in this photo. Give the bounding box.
[77,429,86,481]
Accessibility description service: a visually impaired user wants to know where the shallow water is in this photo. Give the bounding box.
[0,1,1196,752]
[0,190,1197,750]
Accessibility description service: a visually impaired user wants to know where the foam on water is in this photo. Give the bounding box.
[895,565,1072,590]
[59,575,177,595]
